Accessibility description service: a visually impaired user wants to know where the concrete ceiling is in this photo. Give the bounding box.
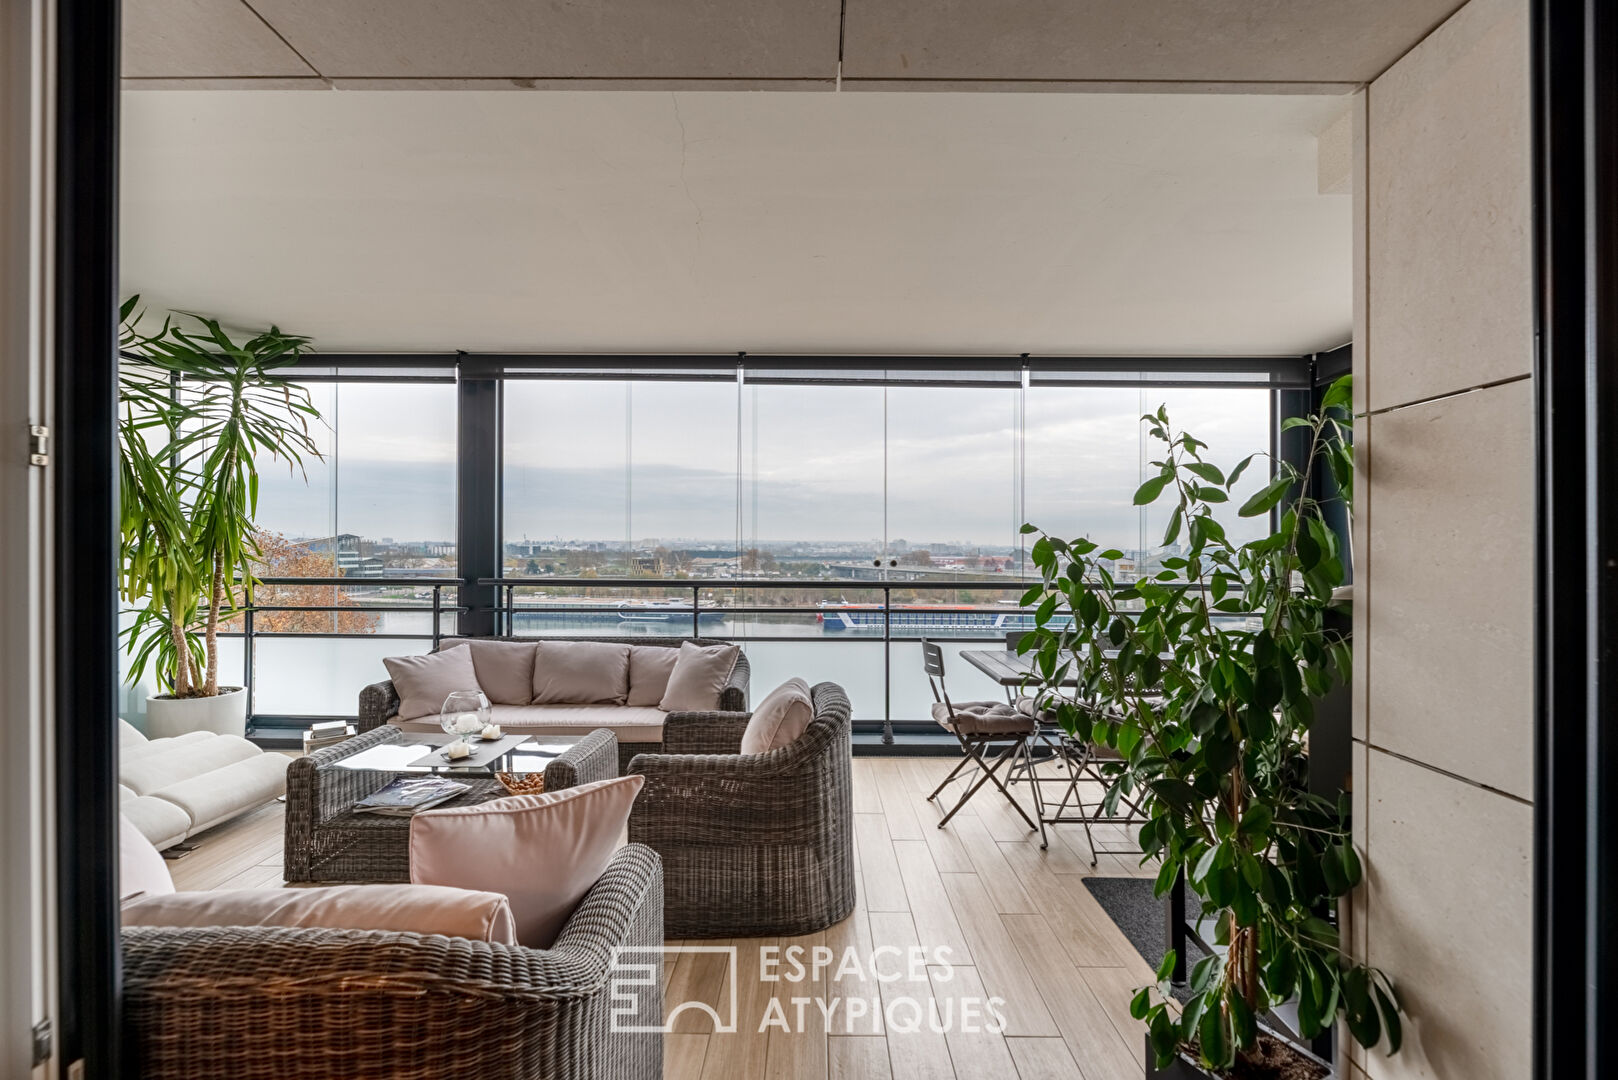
[120,90,1352,355]
[123,0,1466,91]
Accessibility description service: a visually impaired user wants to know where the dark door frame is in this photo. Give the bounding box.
[53,0,121,1074]
[1533,2,1614,1078]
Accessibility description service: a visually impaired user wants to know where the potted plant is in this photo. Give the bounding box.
[118,297,322,738]
[1017,375,1400,1079]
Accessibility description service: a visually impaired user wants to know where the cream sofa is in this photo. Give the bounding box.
[358,635,750,772]
[119,719,290,850]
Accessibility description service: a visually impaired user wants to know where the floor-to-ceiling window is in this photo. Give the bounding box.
[121,358,1287,737]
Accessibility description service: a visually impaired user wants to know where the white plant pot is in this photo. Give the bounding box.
[145,686,248,739]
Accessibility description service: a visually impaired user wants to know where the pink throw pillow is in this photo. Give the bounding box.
[739,678,815,755]
[409,776,644,948]
[658,642,741,712]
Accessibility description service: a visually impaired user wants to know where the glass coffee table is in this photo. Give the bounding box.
[330,731,585,777]
[284,726,619,884]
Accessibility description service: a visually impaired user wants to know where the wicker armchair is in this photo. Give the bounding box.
[124,844,663,1080]
[285,726,620,883]
[624,682,853,938]
[358,635,751,774]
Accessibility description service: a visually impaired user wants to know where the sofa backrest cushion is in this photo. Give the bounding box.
[436,637,537,705]
[531,640,631,705]
[409,775,644,948]
[121,883,518,945]
[385,645,482,721]
[740,677,815,755]
[659,642,742,712]
[626,644,681,707]
[119,718,148,746]
[120,813,175,905]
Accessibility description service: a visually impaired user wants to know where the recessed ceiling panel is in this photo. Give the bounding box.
[123,0,318,79]
[120,91,1352,356]
[841,0,1467,85]
[245,0,842,79]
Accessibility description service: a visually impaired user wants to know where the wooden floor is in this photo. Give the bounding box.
[171,756,1159,1080]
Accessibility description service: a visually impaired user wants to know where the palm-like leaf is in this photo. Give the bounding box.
[118,297,324,697]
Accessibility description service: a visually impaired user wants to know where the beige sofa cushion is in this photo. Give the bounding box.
[532,640,630,705]
[410,776,644,948]
[122,884,518,945]
[392,704,666,743]
[119,733,263,797]
[626,645,680,707]
[118,790,192,851]
[152,753,288,836]
[435,637,536,705]
[385,644,482,721]
[120,813,175,904]
[659,642,741,712]
[740,677,814,755]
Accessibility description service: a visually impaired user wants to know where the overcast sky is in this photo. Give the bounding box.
[253,379,1271,553]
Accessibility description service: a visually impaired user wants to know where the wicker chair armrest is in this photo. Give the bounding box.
[542,728,620,792]
[659,710,751,756]
[358,678,401,732]
[284,726,406,877]
[123,846,664,1078]
[718,651,750,712]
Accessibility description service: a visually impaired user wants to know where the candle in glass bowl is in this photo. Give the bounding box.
[453,713,481,734]
[480,724,503,740]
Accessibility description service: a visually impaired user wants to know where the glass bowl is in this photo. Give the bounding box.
[439,690,491,742]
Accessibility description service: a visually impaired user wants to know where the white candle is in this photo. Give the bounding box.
[481,724,503,740]
[445,740,472,760]
[453,713,481,734]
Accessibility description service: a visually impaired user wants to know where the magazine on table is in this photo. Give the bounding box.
[353,776,471,816]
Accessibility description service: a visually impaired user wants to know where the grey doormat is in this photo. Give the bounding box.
[1081,876,1212,992]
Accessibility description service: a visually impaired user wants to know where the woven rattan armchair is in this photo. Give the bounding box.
[358,635,751,774]
[623,682,853,938]
[123,844,664,1080]
[285,726,620,883]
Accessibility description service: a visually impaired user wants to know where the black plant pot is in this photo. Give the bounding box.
[1142,1027,1334,1080]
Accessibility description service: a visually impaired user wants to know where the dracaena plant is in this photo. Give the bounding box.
[118,296,322,698]
[1017,375,1401,1075]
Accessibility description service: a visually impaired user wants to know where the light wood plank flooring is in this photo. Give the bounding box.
[168,756,1159,1080]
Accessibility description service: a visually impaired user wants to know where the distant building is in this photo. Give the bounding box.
[297,534,384,578]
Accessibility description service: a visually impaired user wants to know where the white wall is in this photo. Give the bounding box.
[1349,0,1533,1077]
[0,1,56,1076]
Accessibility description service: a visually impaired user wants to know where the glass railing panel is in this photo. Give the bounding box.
[740,641,886,723]
[251,635,433,717]
[888,641,1017,723]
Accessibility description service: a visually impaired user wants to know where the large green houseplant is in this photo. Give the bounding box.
[118,297,322,736]
[1017,376,1400,1078]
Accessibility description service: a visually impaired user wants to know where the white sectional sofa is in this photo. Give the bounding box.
[119,719,289,850]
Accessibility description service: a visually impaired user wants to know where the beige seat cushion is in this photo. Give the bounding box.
[626,645,680,707]
[118,733,263,797]
[120,813,175,904]
[385,644,483,721]
[434,637,536,705]
[122,884,519,945]
[532,640,631,705]
[930,700,1034,737]
[118,791,192,851]
[410,776,644,948]
[740,677,814,755]
[392,704,667,743]
[659,642,741,712]
[150,752,288,837]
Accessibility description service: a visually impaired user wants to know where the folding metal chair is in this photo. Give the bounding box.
[921,639,1040,834]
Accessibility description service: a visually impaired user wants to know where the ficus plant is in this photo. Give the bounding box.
[1017,375,1401,1075]
[118,296,323,698]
